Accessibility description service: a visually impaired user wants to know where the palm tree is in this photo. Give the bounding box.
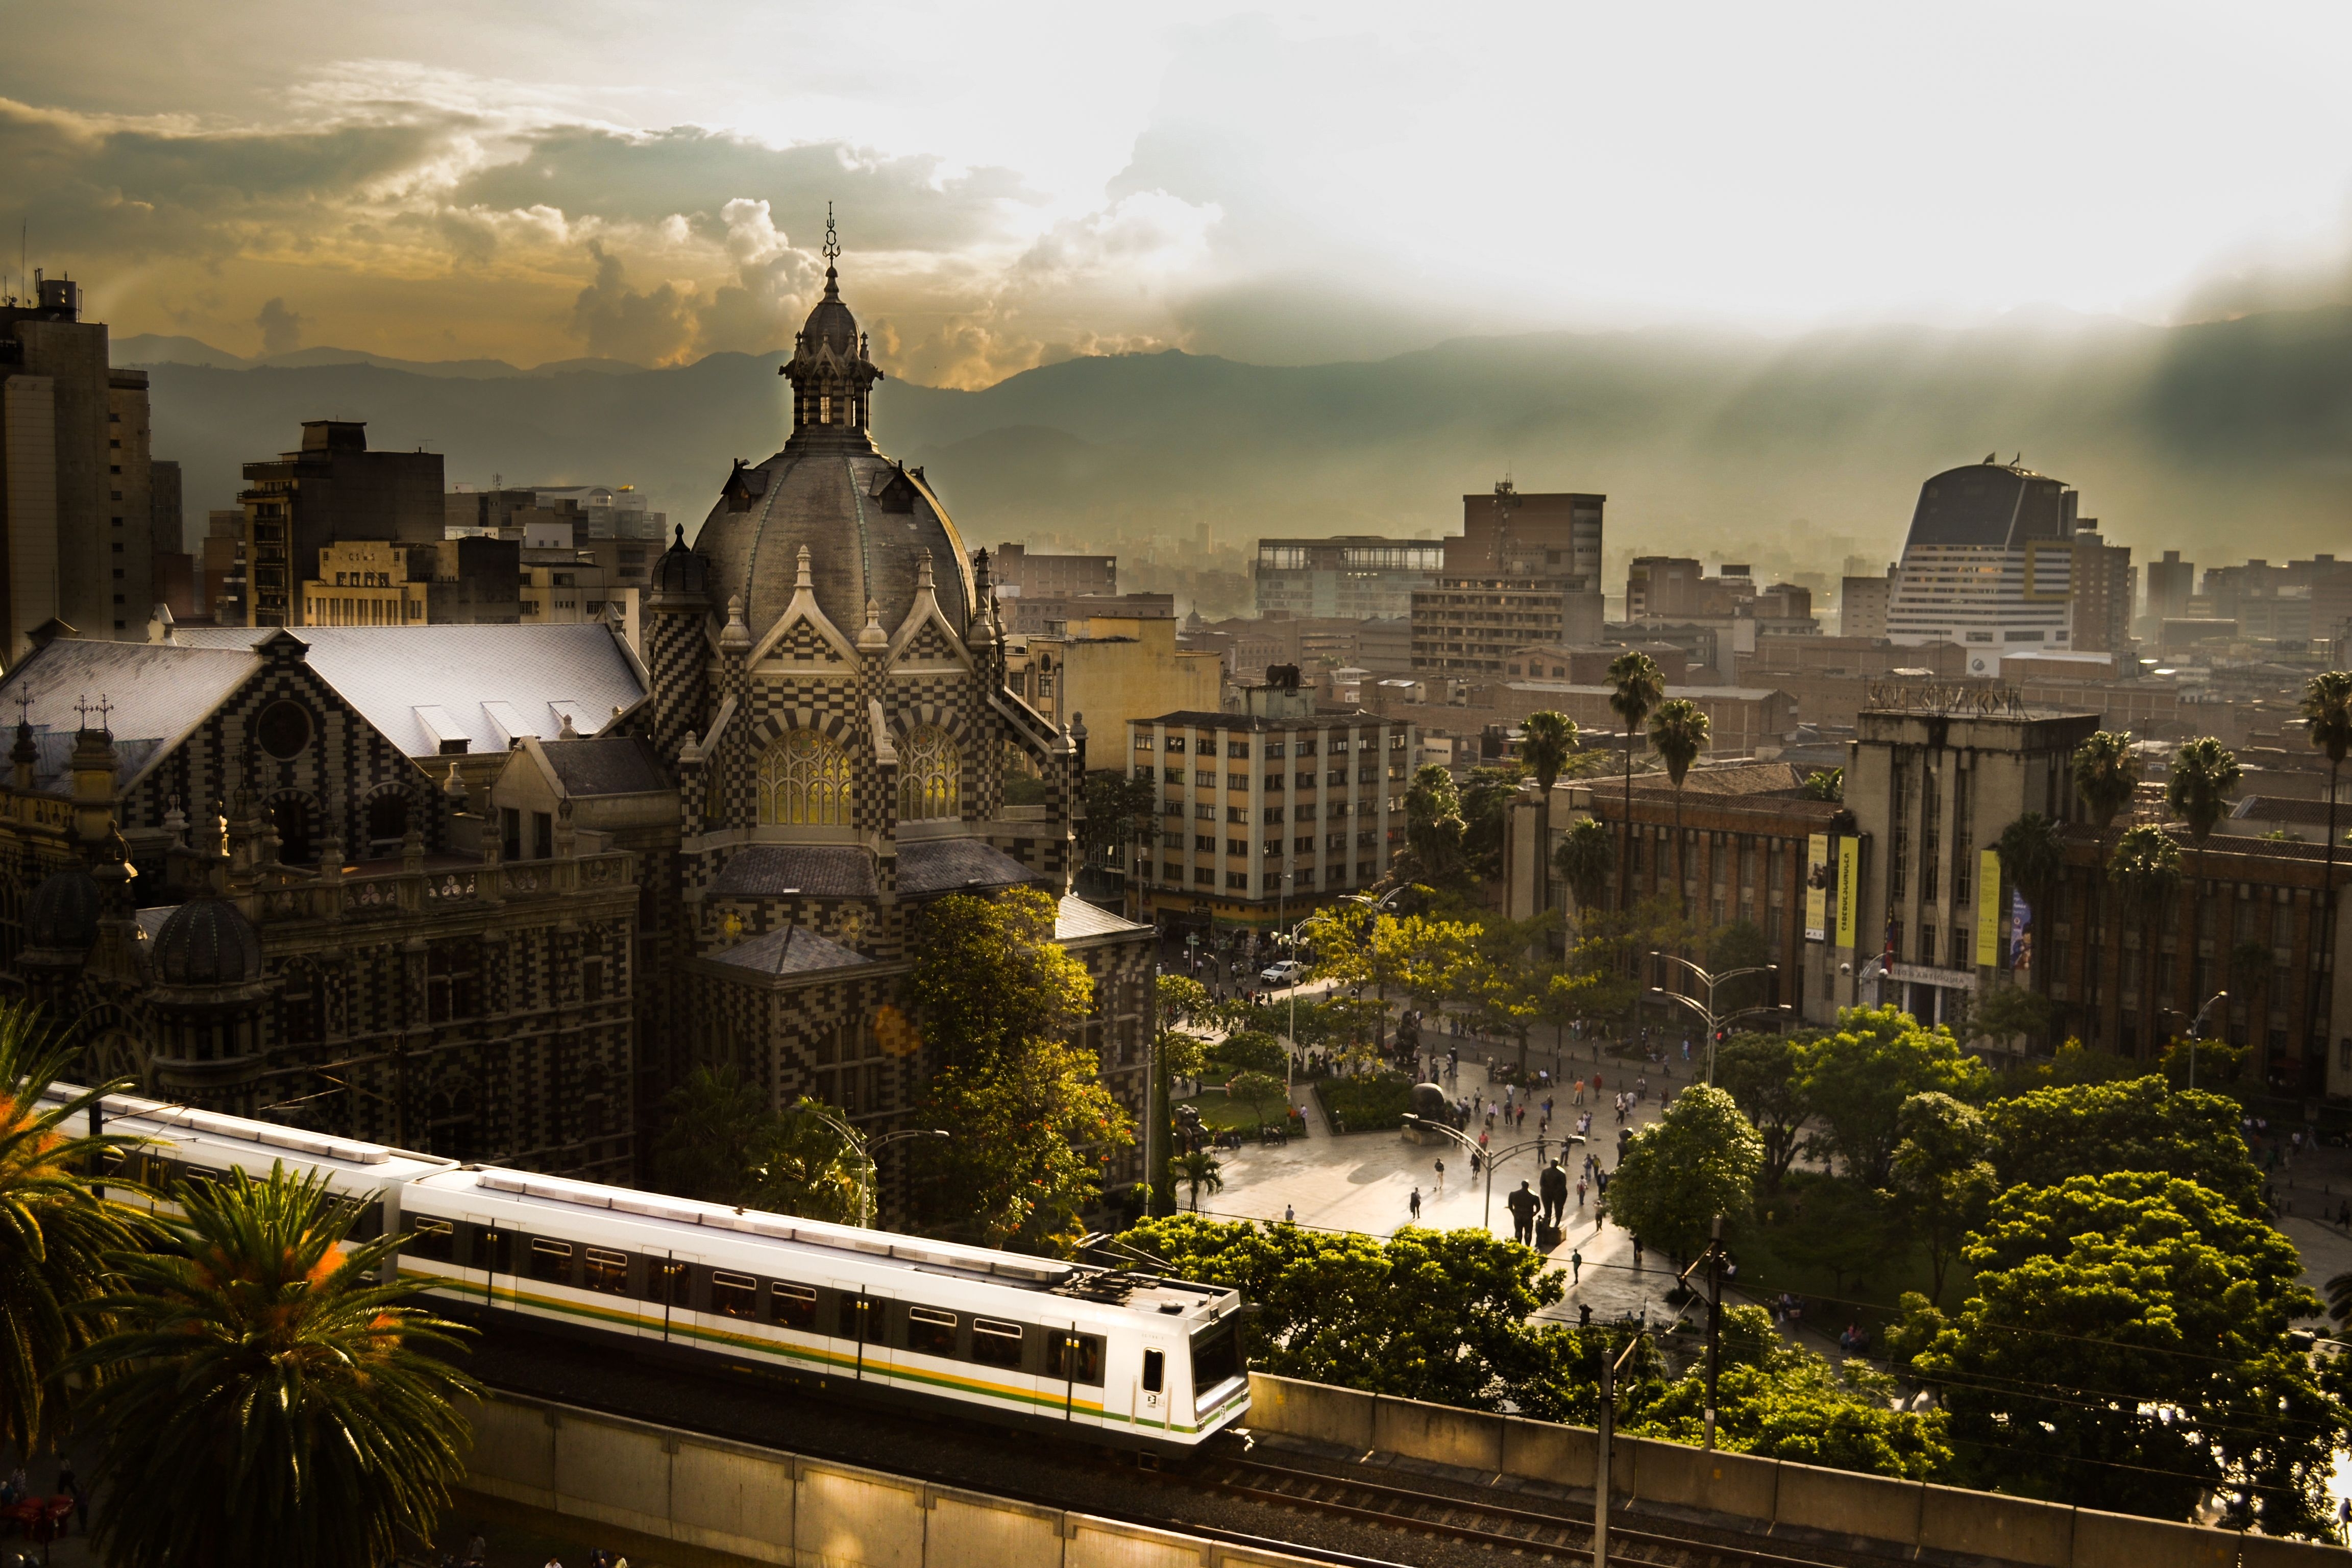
[2072,729,2142,833]
[1519,709,1579,919]
[2107,824,2183,1056]
[79,1164,479,1568]
[1607,651,1665,909]
[1174,1149,1224,1212]
[1799,767,1844,802]
[1554,816,1618,914]
[2299,671,2352,1053]
[2167,737,2242,1008]
[0,1002,149,1462]
[1648,698,1712,898]
[1994,812,2066,997]
[747,1097,867,1224]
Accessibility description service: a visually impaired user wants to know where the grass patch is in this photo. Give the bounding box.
[1314,1074,1413,1134]
[1175,1092,1265,1134]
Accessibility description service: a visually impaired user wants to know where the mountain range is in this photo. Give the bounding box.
[117,306,2352,578]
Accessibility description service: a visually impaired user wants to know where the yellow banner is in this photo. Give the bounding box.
[1835,837,1859,948]
[1975,848,2001,967]
[1804,832,1830,942]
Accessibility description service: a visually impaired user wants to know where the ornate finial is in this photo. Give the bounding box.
[916,552,935,592]
[795,544,814,591]
[822,202,840,295]
[74,693,112,734]
[16,690,31,729]
[859,596,886,651]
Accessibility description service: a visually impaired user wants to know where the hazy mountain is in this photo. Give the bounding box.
[114,335,646,380]
[125,307,2352,575]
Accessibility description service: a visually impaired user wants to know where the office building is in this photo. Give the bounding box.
[1255,536,1444,619]
[1005,591,1172,636]
[1003,614,1223,749]
[201,509,247,624]
[992,542,1116,599]
[1841,570,1894,639]
[2069,525,2135,655]
[240,421,444,627]
[529,484,666,540]
[0,276,162,651]
[2146,550,2194,625]
[1885,459,2080,673]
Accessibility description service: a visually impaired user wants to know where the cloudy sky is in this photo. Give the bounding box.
[9,1,2352,386]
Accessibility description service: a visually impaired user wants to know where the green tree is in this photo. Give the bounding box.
[1713,1031,1810,1191]
[650,1064,774,1204]
[1888,1092,1995,1305]
[1447,913,1565,1079]
[2072,729,2142,832]
[922,1038,1133,1253]
[1704,917,1772,1018]
[908,888,1094,1071]
[1154,973,1215,1084]
[79,1165,478,1568]
[1608,651,1667,909]
[1648,697,1711,885]
[1994,811,2066,995]
[1799,767,1845,802]
[1907,1173,2338,1532]
[1797,1007,1988,1185]
[1554,816,1616,913]
[2298,670,2352,1062]
[0,1007,150,1461]
[1228,1070,1288,1134]
[1173,1149,1224,1212]
[1216,1030,1287,1076]
[1964,983,2062,1050]
[1400,763,1469,888]
[746,1098,866,1224]
[1602,1084,1762,1260]
[2107,824,2182,1035]
[1078,768,1159,869]
[1128,1215,1564,1410]
[1629,1306,1950,1478]
[1459,764,1525,883]
[1982,1074,2262,1214]
[1520,709,1580,914]
[2166,737,2241,850]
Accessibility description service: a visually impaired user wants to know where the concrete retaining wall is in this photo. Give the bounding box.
[461,1391,1328,1568]
[1240,1374,2340,1566]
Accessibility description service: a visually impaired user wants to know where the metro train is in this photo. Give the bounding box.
[45,1086,1253,1452]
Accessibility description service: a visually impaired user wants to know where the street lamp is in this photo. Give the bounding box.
[2187,989,2228,1091]
[1645,951,1789,1086]
[780,1105,949,1228]
[1402,1115,1584,1233]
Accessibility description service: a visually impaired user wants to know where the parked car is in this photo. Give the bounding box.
[1260,959,1304,986]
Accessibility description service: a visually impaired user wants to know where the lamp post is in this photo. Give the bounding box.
[1645,951,1788,1085]
[785,1105,949,1228]
[2187,989,2228,1091]
[1677,1214,1735,1450]
[1403,1115,1583,1234]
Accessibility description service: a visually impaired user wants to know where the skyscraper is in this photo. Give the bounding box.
[1886,459,2080,676]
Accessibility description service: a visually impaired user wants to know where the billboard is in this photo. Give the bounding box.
[1975,848,2001,967]
[1834,837,1859,948]
[1804,833,1831,942]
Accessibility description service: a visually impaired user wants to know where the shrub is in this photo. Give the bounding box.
[1315,1074,1413,1133]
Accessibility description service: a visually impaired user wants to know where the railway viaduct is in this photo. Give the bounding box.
[455,1372,2346,1568]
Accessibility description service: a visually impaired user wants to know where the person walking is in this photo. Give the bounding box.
[1284,1203,1295,1223]
[1409,1186,1423,1222]
[1570,1247,1583,1284]
[1434,1158,1446,1195]
[1576,1175,1587,1210]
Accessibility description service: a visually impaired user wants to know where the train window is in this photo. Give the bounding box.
[344,1199,384,1242]
[711,1271,758,1319]
[1046,1332,1105,1386]
[584,1247,629,1296]
[182,1165,224,1192]
[907,1307,956,1358]
[972,1318,1023,1368]
[769,1282,818,1331]
[1192,1323,1243,1394]
[406,1217,455,1263]
[528,1238,572,1284]
[474,1228,513,1274]
[1142,1349,1165,1394]
[838,1296,874,1341]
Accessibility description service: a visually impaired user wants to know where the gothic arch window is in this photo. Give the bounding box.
[758,728,851,826]
[899,726,959,821]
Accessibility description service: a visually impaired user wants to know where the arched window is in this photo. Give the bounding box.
[757,728,851,826]
[899,726,959,821]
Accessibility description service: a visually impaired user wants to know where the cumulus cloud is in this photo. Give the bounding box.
[568,242,695,364]
[254,296,303,355]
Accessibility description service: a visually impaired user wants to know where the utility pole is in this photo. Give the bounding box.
[1596,1328,1644,1568]
[1703,1215,1724,1450]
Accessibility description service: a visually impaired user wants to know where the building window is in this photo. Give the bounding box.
[758,728,851,825]
[427,941,482,1022]
[899,725,959,820]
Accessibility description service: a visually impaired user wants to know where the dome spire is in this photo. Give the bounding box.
[822,201,840,299]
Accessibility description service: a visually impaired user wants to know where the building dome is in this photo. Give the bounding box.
[26,866,100,950]
[153,899,262,987]
[651,523,712,601]
[693,221,975,640]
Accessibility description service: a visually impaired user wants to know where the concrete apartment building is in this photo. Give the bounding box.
[1254,535,1445,619]
[201,508,247,624]
[0,276,166,651]
[299,536,523,627]
[1841,570,1895,639]
[240,421,443,627]
[2069,525,2136,655]
[2145,550,2194,626]
[1412,483,1607,672]
[1002,614,1222,753]
[1129,682,1413,935]
[992,542,1116,599]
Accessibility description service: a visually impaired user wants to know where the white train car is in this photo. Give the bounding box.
[397,1166,1252,1451]
[38,1084,454,1238]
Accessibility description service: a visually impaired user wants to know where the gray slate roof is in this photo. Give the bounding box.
[0,639,260,790]
[707,925,874,976]
[541,735,669,798]
[896,838,1044,897]
[709,846,879,900]
[168,625,646,757]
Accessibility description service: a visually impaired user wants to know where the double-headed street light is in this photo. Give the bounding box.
[1645,951,1790,1086]
[783,1105,949,1228]
[2187,989,2228,1091]
[1402,1114,1585,1233]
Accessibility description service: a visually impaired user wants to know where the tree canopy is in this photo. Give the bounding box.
[1602,1084,1762,1259]
[1796,1007,1988,1186]
[1712,1031,1810,1190]
[1981,1075,2262,1215]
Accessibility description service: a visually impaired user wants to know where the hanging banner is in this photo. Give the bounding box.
[1805,833,1831,942]
[1835,837,1859,948]
[1975,848,2001,967]
[2010,887,2033,973]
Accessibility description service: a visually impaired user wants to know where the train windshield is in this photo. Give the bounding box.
[1192,1320,1244,1396]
